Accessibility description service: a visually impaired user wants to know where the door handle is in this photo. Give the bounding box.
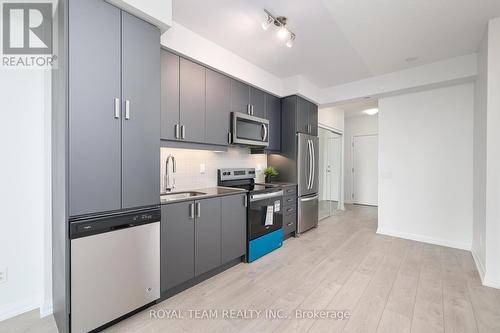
[243,195,247,208]
[181,125,186,139]
[261,124,268,141]
[125,100,130,120]
[251,105,254,115]
[310,140,315,189]
[307,140,313,189]
[300,195,319,202]
[175,124,180,139]
[114,98,120,119]
[189,203,194,219]
[247,104,251,115]
[196,202,201,218]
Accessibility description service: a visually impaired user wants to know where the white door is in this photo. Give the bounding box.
[352,135,378,206]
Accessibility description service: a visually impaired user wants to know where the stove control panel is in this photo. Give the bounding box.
[218,168,256,181]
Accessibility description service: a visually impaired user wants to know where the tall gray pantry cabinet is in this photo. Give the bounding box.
[52,0,161,332]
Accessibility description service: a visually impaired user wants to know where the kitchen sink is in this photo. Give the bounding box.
[160,191,207,202]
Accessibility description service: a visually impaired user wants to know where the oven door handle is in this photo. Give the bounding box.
[250,190,284,202]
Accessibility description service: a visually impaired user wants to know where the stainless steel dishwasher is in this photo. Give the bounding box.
[70,208,161,333]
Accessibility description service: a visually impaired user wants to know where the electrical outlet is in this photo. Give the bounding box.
[0,267,7,284]
[199,163,206,174]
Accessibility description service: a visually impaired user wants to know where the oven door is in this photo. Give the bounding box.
[248,190,283,240]
[231,112,269,147]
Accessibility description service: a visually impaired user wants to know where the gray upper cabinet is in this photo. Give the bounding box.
[221,194,247,263]
[206,69,231,146]
[266,94,281,151]
[297,97,310,134]
[295,96,318,136]
[230,79,250,114]
[161,201,195,292]
[180,58,206,143]
[121,12,160,209]
[250,87,266,118]
[69,0,121,216]
[308,101,318,136]
[160,50,180,141]
[194,197,222,276]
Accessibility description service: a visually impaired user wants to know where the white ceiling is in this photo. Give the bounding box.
[339,99,379,118]
[172,0,500,88]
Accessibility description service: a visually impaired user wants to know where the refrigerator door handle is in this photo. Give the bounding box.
[300,195,319,202]
[307,140,313,189]
[310,140,315,189]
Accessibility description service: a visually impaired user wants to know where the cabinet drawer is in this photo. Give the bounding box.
[282,186,297,196]
[283,205,296,216]
[283,214,296,235]
[283,195,296,207]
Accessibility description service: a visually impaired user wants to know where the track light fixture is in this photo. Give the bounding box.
[262,9,296,48]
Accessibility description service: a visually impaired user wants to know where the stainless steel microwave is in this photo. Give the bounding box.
[231,112,269,147]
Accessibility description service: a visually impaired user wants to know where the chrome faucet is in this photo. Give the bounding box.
[165,154,176,192]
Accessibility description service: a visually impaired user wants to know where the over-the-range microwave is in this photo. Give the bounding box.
[230,112,269,147]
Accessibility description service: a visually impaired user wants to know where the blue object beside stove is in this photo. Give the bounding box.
[248,228,283,262]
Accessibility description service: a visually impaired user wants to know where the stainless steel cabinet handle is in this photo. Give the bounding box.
[181,125,186,139]
[175,124,180,139]
[196,202,201,218]
[228,132,232,144]
[114,98,120,119]
[251,105,254,115]
[287,222,293,227]
[243,195,247,207]
[189,203,194,219]
[125,100,130,120]
[246,104,251,115]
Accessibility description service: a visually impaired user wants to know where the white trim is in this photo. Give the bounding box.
[40,299,53,318]
[483,276,500,289]
[0,296,40,322]
[471,248,486,282]
[377,227,471,251]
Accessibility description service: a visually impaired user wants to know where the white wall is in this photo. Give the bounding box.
[344,115,378,204]
[318,106,345,132]
[0,69,51,320]
[378,83,474,250]
[160,147,267,192]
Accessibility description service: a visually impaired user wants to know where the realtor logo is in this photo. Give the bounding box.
[2,2,52,54]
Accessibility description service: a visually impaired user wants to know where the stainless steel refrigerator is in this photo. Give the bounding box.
[296,133,319,234]
[268,132,319,235]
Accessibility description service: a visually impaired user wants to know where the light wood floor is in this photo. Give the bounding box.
[2,205,500,333]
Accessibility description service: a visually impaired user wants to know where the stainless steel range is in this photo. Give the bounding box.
[218,168,283,262]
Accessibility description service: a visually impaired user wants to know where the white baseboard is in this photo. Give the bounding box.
[0,296,40,322]
[471,248,486,282]
[377,228,471,250]
[483,276,500,289]
[40,299,53,318]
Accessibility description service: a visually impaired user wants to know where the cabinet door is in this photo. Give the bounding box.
[230,79,250,114]
[309,101,318,136]
[121,12,160,209]
[221,194,247,263]
[180,58,206,143]
[161,202,195,292]
[266,94,281,151]
[250,87,266,118]
[160,50,180,140]
[206,69,231,146]
[68,0,121,216]
[296,97,310,134]
[194,198,222,276]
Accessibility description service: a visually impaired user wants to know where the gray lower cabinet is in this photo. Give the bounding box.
[121,12,160,209]
[205,69,231,145]
[221,194,247,263]
[69,0,121,216]
[68,0,160,216]
[266,94,281,151]
[161,194,247,293]
[162,201,195,291]
[160,50,180,141]
[250,86,266,118]
[180,58,206,143]
[195,198,222,276]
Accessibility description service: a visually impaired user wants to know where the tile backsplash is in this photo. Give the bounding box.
[160,147,267,192]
